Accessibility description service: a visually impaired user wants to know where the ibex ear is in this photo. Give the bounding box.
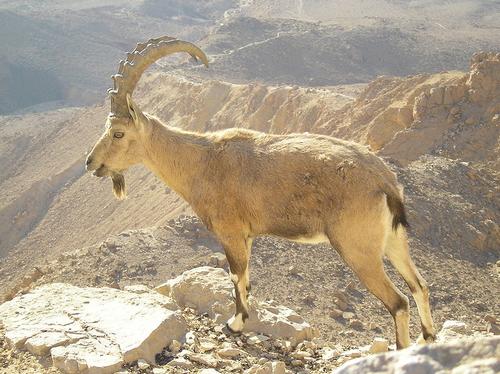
[126,93,142,127]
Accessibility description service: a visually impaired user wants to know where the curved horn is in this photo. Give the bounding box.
[109,36,209,117]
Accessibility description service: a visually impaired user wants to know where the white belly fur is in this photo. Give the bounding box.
[289,233,330,244]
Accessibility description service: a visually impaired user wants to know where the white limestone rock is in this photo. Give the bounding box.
[155,266,233,323]
[156,266,318,342]
[437,320,470,341]
[335,336,500,374]
[0,283,186,374]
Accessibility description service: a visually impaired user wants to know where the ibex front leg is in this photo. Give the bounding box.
[219,235,251,332]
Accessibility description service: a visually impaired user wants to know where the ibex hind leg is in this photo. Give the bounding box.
[385,228,436,343]
[326,201,411,349]
[336,244,411,349]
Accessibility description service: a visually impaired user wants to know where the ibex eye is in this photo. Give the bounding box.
[113,132,124,139]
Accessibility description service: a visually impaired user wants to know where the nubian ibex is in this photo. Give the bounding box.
[86,36,436,348]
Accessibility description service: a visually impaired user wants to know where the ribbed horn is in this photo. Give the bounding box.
[109,36,209,117]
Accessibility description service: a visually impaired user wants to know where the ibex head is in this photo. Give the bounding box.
[85,36,208,199]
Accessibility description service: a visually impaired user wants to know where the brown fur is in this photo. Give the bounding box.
[86,102,436,348]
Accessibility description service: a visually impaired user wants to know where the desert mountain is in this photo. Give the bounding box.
[1,0,498,114]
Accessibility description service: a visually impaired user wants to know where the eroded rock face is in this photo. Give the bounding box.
[156,266,318,342]
[335,336,500,374]
[0,283,186,374]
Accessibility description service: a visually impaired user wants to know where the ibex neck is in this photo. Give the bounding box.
[143,118,209,202]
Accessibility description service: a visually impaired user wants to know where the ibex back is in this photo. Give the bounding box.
[86,36,436,349]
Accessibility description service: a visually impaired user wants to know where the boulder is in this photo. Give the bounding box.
[437,320,470,341]
[156,267,318,342]
[155,266,234,323]
[334,336,500,374]
[0,283,186,374]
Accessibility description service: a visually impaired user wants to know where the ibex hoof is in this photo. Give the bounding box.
[226,314,244,333]
[417,333,436,345]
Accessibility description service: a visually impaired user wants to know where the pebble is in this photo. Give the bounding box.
[266,361,286,374]
[152,368,167,374]
[209,253,227,268]
[217,347,247,358]
[342,311,355,319]
[335,299,349,311]
[484,314,497,324]
[330,308,343,318]
[247,335,269,345]
[199,369,221,374]
[188,352,219,367]
[321,347,339,361]
[137,359,149,369]
[369,338,389,353]
[442,320,468,334]
[169,339,182,354]
[291,350,311,360]
[342,348,363,358]
[185,331,197,345]
[349,319,364,330]
[168,357,194,369]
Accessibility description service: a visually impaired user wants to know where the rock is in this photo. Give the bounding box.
[443,85,466,105]
[265,361,286,374]
[217,347,247,358]
[209,253,227,268]
[157,267,318,342]
[368,322,381,331]
[245,300,319,342]
[330,309,343,318]
[334,298,349,311]
[152,368,167,374]
[187,352,219,368]
[348,319,364,330]
[368,338,389,354]
[155,267,234,323]
[0,283,186,374]
[465,116,476,125]
[428,87,444,106]
[168,357,194,369]
[288,265,300,275]
[335,336,500,374]
[291,350,311,360]
[169,339,182,354]
[199,337,217,352]
[321,347,339,360]
[137,359,149,369]
[438,320,469,341]
[485,315,497,324]
[342,312,355,320]
[199,369,221,374]
[123,284,150,294]
[341,349,363,358]
[185,331,197,345]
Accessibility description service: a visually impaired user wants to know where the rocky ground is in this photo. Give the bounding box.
[1,267,498,374]
[3,213,499,349]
